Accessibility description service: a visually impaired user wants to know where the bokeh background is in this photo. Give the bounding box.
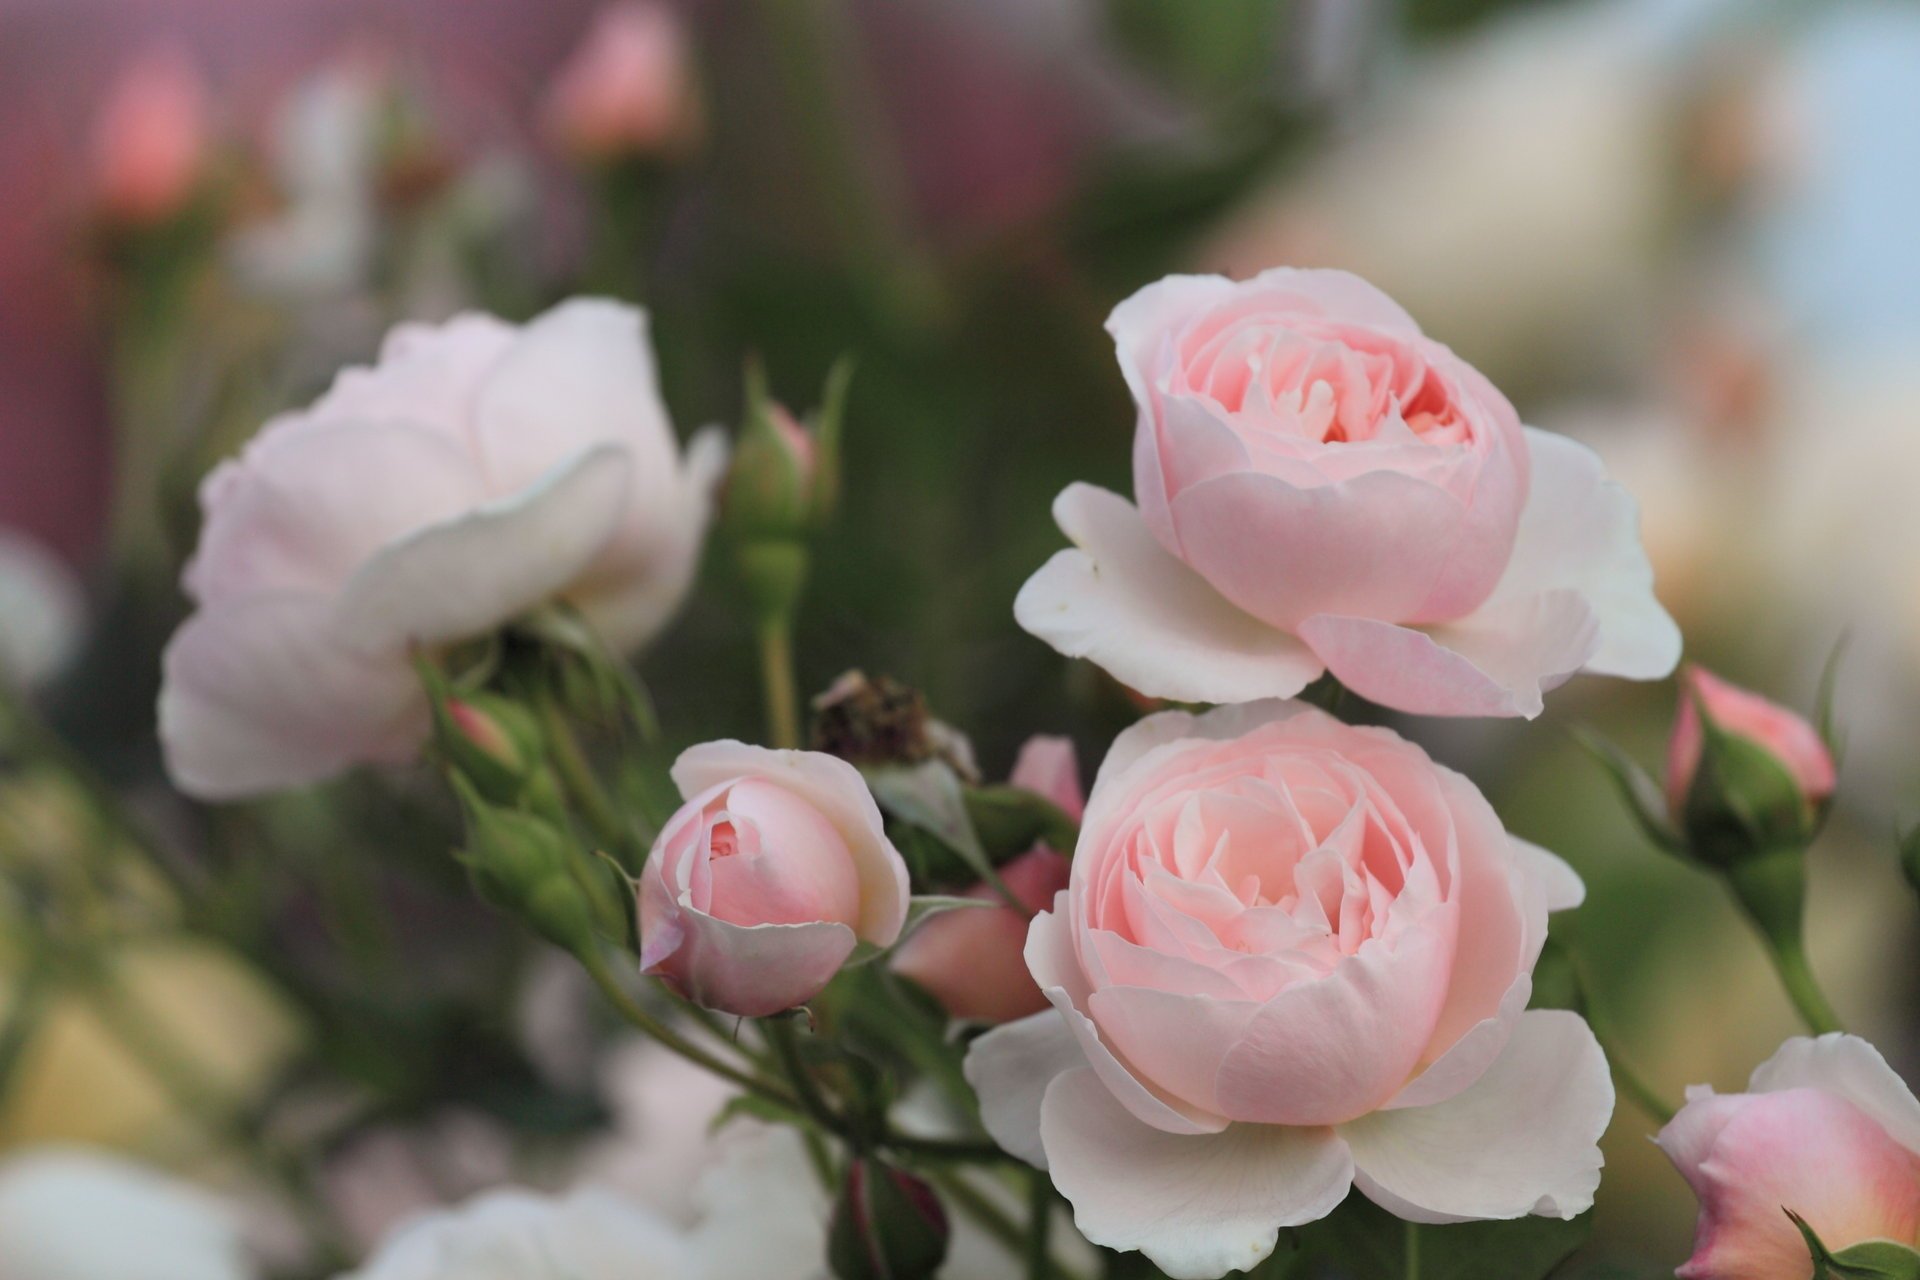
[1,0,1917,1273]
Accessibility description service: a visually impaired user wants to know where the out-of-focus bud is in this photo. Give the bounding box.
[827,1158,949,1280]
[545,0,704,165]
[92,47,211,228]
[722,361,850,554]
[1666,665,1837,864]
[891,847,1068,1023]
[432,691,546,807]
[453,777,619,955]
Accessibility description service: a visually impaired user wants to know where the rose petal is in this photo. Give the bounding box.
[1748,1034,1920,1156]
[963,1009,1087,1169]
[159,593,426,800]
[642,907,857,1019]
[1299,589,1599,719]
[1512,838,1585,912]
[1040,1067,1354,1280]
[1341,1010,1611,1223]
[1484,428,1681,680]
[1014,485,1325,705]
[334,444,631,651]
[1010,735,1085,823]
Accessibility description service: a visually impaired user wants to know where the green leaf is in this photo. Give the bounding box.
[1791,1210,1920,1279]
[1299,1196,1591,1280]
[1569,724,1682,854]
[1813,631,1851,763]
[865,761,1022,909]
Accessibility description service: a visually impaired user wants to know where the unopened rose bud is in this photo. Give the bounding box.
[1666,666,1836,863]
[722,361,848,553]
[433,693,546,806]
[453,777,620,954]
[638,742,909,1017]
[92,47,211,228]
[827,1159,949,1280]
[545,0,703,164]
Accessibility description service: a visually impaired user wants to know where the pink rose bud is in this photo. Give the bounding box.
[892,736,1082,1023]
[1666,665,1836,825]
[1657,1034,1920,1279]
[544,1,702,163]
[92,47,211,227]
[827,1158,949,1280]
[639,742,910,1017]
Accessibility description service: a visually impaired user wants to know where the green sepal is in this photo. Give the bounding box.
[1792,1210,1920,1279]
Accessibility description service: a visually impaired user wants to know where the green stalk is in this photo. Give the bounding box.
[757,613,802,750]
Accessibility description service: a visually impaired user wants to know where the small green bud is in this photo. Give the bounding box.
[452,777,612,955]
[827,1159,949,1280]
[433,692,546,806]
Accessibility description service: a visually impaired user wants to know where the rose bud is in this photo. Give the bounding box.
[92,46,212,228]
[544,0,703,164]
[1015,268,1679,718]
[965,700,1606,1278]
[827,1158,949,1280]
[431,691,548,807]
[453,777,620,955]
[639,742,909,1017]
[1657,1034,1920,1279]
[1666,665,1837,856]
[892,736,1082,1023]
[722,361,849,625]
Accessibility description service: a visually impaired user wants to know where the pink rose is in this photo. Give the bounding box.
[1667,666,1837,820]
[544,1,703,162]
[160,299,725,800]
[639,743,910,1017]
[1657,1034,1920,1279]
[964,701,1608,1279]
[1016,268,1680,718]
[892,736,1083,1024]
[91,47,211,227]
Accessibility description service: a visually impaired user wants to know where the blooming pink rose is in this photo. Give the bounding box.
[91,47,211,227]
[964,701,1608,1279]
[1016,268,1680,718]
[545,1,703,162]
[892,736,1083,1024]
[640,742,911,1017]
[160,299,725,800]
[1667,666,1837,820]
[1658,1034,1920,1279]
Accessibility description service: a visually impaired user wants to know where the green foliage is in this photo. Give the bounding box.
[1793,1212,1920,1279]
[1295,1195,1592,1280]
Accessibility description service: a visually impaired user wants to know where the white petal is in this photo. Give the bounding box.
[159,593,427,800]
[1749,1033,1920,1156]
[963,1009,1087,1168]
[335,444,631,651]
[1040,1068,1353,1280]
[1341,1010,1611,1224]
[1300,590,1598,720]
[1489,428,1680,680]
[1014,485,1325,705]
[1512,838,1585,912]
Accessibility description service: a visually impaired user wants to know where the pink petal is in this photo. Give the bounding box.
[962,1009,1087,1169]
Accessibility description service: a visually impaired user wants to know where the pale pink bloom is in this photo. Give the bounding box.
[1658,1034,1920,1279]
[893,736,1082,1024]
[92,47,211,227]
[639,742,910,1017]
[545,1,702,162]
[0,1148,251,1280]
[1016,268,1679,718]
[160,299,725,800]
[965,700,1607,1279]
[1667,666,1837,818]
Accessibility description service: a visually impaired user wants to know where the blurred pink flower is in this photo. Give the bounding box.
[91,45,211,227]
[544,1,701,162]
[1658,1034,1920,1279]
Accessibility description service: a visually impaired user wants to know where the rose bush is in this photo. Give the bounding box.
[1657,1034,1920,1279]
[965,700,1609,1279]
[160,299,723,799]
[1016,267,1680,717]
[639,742,910,1017]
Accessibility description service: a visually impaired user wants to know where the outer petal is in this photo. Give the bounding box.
[1513,838,1586,912]
[1748,1034,1920,1156]
[962,1009,1088,1168]
[670,743,909,945]
[1040,1067,1354,1280]
[1168,469,1466,630]
[1341,1010,1612,1224]
[312,312,517,443]
[1298,589,1599,719]
[472,298,681,510]
[1088,699,1311,795]
[1482,428,1681,680]
[159,593,427,800]
[334,444,631,651]
[1009,735,1084,822]
[643,906,857,1019]
[1014,485,1324,705]
[1657,1087,1920,1280]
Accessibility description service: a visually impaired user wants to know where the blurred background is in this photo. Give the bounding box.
[0,0,1917,1273]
